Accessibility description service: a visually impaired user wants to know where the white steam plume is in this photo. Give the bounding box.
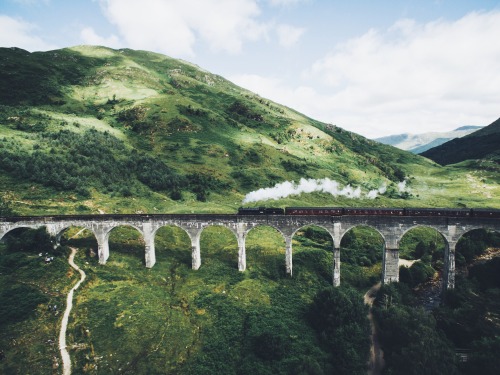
[242,178,387,203]
[366,184,387,199]
[398,180,407,192]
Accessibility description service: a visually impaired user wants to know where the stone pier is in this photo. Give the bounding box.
[1,213,499,291]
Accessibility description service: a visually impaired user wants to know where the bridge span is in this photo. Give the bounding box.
[1,214,499,289]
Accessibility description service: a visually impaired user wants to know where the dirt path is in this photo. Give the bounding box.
[59,248,86,375]
[365,282,384,375]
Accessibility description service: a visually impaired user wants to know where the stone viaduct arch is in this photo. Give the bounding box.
[1,214,499,290]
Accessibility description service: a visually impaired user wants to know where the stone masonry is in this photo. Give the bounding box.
[1,214,499,290]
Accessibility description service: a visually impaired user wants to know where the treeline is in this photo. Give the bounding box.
[373,283,458,375]
[180,226,371,374]
[398,228,500,289]
[0,128,227,201]
[0,228,61,328]
[307,286,370,374]
[456,229,500,265]
[374,229,500,375]
[184,284,370,375]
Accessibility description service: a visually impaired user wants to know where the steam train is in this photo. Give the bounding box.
[237,206,500,218]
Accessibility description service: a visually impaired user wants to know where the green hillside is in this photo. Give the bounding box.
[1,45,499,375]
[421,117,500,165]
[1,45,499,214]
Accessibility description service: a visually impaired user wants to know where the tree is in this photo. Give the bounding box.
[415,240,428,258]
[0,193,14,216]
[308,286,370,375]
[399,265,413,286]
[465,336,500,375]
[374,284,458,375]
[5,227,54,254]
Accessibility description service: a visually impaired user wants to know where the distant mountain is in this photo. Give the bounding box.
[375,126,482,153]
[420,118,500,165]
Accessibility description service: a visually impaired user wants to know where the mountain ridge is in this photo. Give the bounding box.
[0,45,499,214]
[420,117,500,165]
[375,126,482,153]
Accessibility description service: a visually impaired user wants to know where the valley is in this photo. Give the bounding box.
[0,45,499,375]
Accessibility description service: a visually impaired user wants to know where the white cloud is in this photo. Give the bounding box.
[80,27,121,48]
[0,15,56,51]
[235,11,500,138]
[276,24,305,48]
[98,0,270,57]
[304,11,500,137]
[268,0,309,6]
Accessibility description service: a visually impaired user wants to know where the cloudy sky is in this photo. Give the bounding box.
[1,0,500,138]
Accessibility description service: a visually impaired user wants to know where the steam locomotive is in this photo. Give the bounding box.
[237,206,500,218]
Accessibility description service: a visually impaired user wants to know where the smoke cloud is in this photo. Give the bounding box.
[242,178,388,203]
[366,184,387,199]
[397,180,407,192]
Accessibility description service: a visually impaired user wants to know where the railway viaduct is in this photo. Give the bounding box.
[1,214,499,289]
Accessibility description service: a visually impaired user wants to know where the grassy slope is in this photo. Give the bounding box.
[1,46,499,374]
[1,45,498,215]
[1,225,356,374]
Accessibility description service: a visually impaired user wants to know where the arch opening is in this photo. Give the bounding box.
[154,225,192,268]
[291,225,333,285]
[1,226,54,254]
[340,225,384,288]
[456,228,500,268]
[399,226,448,308]
[246,225,286,280]
[453,228,500,293]
[58,226,98,261]
[199,225,239,273]
[436,229,500,354]
[107,225,145,267]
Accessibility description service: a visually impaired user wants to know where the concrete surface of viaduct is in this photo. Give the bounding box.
[1,214,499,289]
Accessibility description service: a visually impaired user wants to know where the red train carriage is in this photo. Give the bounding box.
[471,208,500,218]
[284,207,343,216]
[404,208,471,217]
[343,207,405,216]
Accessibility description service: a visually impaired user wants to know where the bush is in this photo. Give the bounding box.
[308,286,370,375]
[408,262,435,287]
[465,336,500,375]
[0,284,48,326]
[468,257,500,290]
[5,227,54,254]
[373,284,458,375]
[0,194,14,215]
[252,332,288,361]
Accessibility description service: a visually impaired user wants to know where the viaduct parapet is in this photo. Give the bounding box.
[1,214,499,289]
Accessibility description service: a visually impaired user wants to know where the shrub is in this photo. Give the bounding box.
[5,227,54,254]
[308,286,370,374]
[0,284,48,326]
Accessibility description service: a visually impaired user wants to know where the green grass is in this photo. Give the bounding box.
[0,224,383,374]
[1,44,499,374]
[1,221,497,373]
[1,46,498,215]
[62,226,334,374]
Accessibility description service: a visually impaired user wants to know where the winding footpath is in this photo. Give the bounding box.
[365,282,384,375]
[59,248,86,375]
